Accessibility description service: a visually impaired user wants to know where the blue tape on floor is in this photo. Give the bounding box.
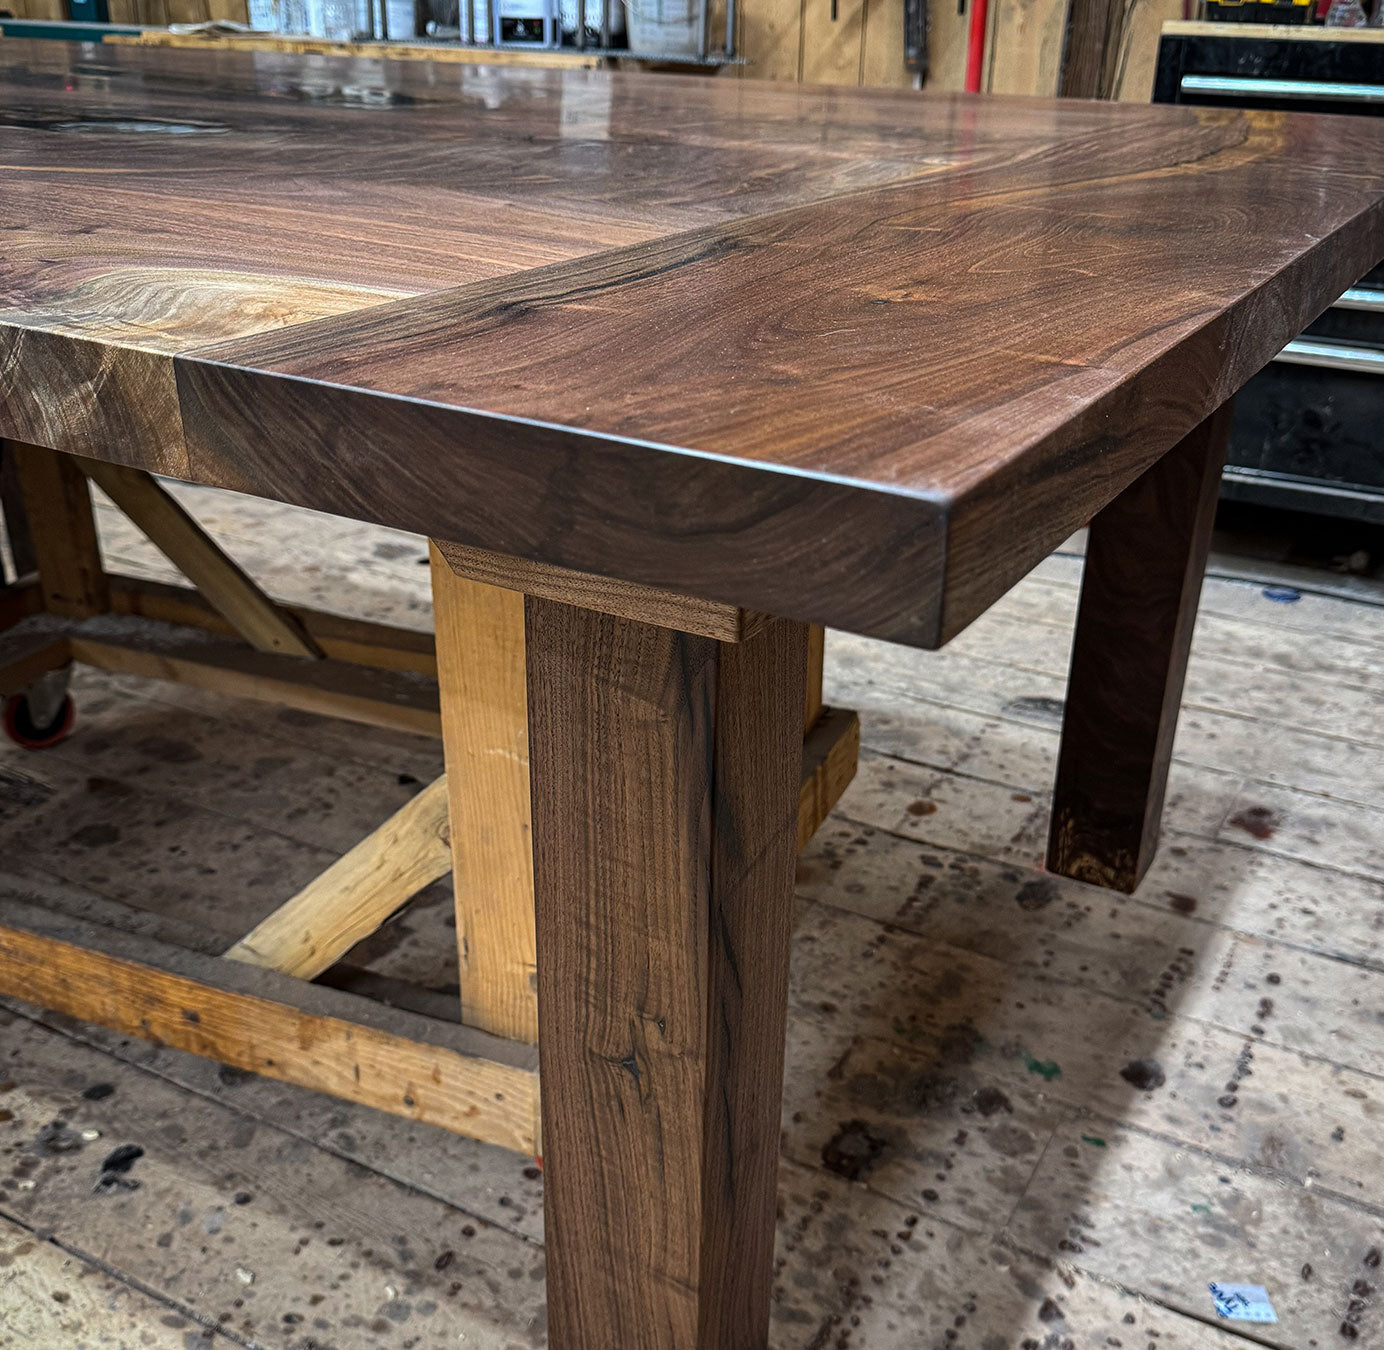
[1209,1282,1277,1323]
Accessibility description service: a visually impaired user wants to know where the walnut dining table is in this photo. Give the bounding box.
[2,38,1383,1350]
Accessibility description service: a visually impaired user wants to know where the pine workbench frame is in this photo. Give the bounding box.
[0,440,860,1161]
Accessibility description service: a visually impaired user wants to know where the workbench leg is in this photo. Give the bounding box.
[0,443,37,584]
[431,546,539,1045]
[6,441,109,618]
[526,600,807,1350]
[1047,402,1232,893]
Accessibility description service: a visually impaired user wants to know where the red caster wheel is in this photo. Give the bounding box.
[3,691,76,750]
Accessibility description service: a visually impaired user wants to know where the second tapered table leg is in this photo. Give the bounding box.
[1047,402,1233,893]
[526,599,807,1350]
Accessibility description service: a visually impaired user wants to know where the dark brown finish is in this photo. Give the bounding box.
[1060,0,1123,98]
[185,114,1384,645]
[528,603,807,1349]
[798,704,860,850]
[0,443,37,583]
[7,442,110,619]
[0,41,1380,646]
[433,537,768,642]
[805,622,826,732]
[0,574,42,633]
[1047,402,1233,893]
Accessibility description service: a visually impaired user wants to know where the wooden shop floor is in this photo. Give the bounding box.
[2,482,1384,1350]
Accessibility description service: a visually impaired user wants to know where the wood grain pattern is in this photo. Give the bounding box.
[0,333,186,475]
[859,0,911,88]
[988,0,1069,96]
[923,0,972,91]
[0,897,541,1154]
[804,621,825,732]
[434,538,766,642]
[528,604,806,1348]
[1110,0,1184,103]
[97,0,250,25]
[797,704,859,850]
[1047,403,1232,893]
[177,361,946,645]
[1,0,65,18]
[0,577,42,635]
[107,573,437,675]
[3,43,1384,647]
[180,112,1384,646]
[8,442,110,620]
[801,0,867,85]
[224,775,453,980]
[83,459,321,659]
[431,547,539,1045]
[1060,0,1122,97]
[53,614,443,736]
[0,444,37,583]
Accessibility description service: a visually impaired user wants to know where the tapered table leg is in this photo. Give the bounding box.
[526,599,807,1350]
[1047,402,1232,893]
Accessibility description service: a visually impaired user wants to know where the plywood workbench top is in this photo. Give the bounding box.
[2,38,1384,645]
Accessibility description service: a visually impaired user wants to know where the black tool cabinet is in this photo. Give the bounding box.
[1156,22,1384,523]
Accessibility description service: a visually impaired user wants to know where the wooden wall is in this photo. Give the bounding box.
[1,0,249,18]
[2,0,68,19]
[728,0,1182,99]
[720,0,916,87]
[1,0,1176,100]
[106,0,251,21]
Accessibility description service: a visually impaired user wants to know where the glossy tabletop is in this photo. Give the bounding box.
[3,40,1384,645]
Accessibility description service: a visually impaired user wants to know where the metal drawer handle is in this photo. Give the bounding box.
[1336,288,1384,314]
[1222,466,1384,511]
[1181,74,1384,103]
[1273,339,1384,376]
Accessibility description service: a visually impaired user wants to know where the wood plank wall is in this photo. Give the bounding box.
[1,0,250,20]
[727,0,1183,98]
[0,0,1177,108]
[1,0,68,18]
[107,0,251,22]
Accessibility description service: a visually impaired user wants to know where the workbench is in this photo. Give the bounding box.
[1,40,1383,1349]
